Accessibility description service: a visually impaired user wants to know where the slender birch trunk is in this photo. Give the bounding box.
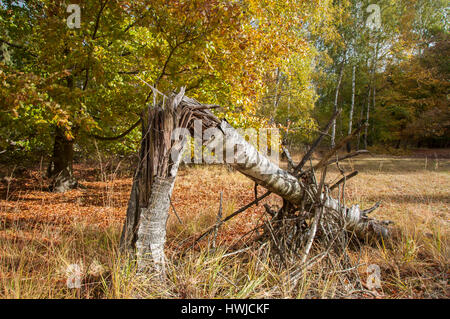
[364,86,371,149]
[272,67,282,122]
[331,65,344,149]
[346,65,356,152]
[357,102,364,150]
[364,37,380,149]
[371,42,379,128]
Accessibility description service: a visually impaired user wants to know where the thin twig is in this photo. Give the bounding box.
[294,109,341,175]
[362,201,381,215]
[212,192,223,250]
[136,76,168,99]
[265,217,287,268]
[300,166,327,264]
[169,195,183,225]
[222,246,252,258]
[312,121,368,172]
[330,171,359,191]
[186,191,271,251]
[282,146,295,172]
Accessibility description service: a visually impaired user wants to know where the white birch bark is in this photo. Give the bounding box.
[331,65,344,148]
[348,65,356,136]
[205,120,388,240]
[134,121,187,274]
[135,177,172,273]
[206,121,304,205]
[364,38,380,149]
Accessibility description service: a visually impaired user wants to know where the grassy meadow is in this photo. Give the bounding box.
[0,152,448,299]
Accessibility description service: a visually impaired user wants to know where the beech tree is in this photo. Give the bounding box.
[1,0,332,191]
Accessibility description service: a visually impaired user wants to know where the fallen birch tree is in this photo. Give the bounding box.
[120,88,391,275]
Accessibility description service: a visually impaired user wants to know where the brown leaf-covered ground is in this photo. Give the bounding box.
[0,153,448,298]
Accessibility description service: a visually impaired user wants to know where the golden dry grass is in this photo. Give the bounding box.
[0,154,448,298]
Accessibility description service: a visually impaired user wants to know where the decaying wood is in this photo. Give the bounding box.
[301,166,327,264]
[121,90,391,276]
[120,88,220,274]
[200,118,390,241]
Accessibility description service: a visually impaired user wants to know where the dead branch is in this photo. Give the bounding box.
[187,191,271,251]
[293,109,341,175]
[312,121,367,172]
[212,192,223,250]
[330,171,359,191]
[169,195,183,225]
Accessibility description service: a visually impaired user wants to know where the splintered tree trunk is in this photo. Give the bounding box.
[47,126,77,192]
[120,92,184,273]
[120,89,219,273]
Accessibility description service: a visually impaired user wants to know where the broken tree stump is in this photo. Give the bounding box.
[119,88,219,274]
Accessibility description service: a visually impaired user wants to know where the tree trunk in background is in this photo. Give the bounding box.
[347,65,356,153]
[330,65,344,149]
[364,37,380,149]
[47,75,78,193]
[273,68,281,110]
[47,126,77,192]
[371,39,380,136]
[270,67,282,124]
[357,97,365,150]
[363,84,371,149]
